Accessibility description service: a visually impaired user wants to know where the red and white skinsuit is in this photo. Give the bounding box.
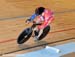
[36,9,54,30]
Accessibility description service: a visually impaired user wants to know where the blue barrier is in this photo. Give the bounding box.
[16,42,75,57]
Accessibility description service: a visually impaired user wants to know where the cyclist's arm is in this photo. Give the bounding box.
[28,14,37,22]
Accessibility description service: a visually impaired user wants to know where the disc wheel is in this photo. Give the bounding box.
[17,28,32,44]
[38,25,50,40]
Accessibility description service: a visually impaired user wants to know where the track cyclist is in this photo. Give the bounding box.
[26,7,54,41]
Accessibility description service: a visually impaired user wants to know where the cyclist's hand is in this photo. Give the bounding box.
[26,19,30,24]
[26,20,30,24]
[33,21,36,24]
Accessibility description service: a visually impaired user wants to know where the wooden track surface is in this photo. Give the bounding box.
[0,0,75,57]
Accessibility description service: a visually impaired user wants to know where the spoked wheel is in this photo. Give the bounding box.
[17,28,32,44]
[38,25,50,40]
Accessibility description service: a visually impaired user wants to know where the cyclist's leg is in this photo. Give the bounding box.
[33,25,44,41]
[33,27,40,41]
[37,28,43,38]
[33,27,39,36]
[37,21,49,38]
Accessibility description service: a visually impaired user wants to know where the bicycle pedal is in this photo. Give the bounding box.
[34,38,39,42]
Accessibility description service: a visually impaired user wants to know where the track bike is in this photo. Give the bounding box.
[17,22,50,44]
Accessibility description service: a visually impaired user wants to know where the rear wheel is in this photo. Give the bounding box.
[38,25,50,40]
[17,28,32,44]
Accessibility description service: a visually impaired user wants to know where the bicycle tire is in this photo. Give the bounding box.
[38,25,50,40]
[17,28,32,44]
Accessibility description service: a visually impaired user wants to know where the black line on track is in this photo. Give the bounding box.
[0,37,75,56]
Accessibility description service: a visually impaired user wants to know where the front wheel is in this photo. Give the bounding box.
[17,28,32,44]
[38,25,50,40]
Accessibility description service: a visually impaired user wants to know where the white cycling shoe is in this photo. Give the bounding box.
[34,36,39,41]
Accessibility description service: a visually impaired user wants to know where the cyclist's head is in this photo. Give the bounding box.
[35,7,45,15]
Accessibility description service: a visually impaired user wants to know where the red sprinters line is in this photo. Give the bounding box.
[0,39,16,43]
[0,28,75,44]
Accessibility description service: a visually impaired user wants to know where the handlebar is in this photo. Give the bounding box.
[26,19,42,28]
